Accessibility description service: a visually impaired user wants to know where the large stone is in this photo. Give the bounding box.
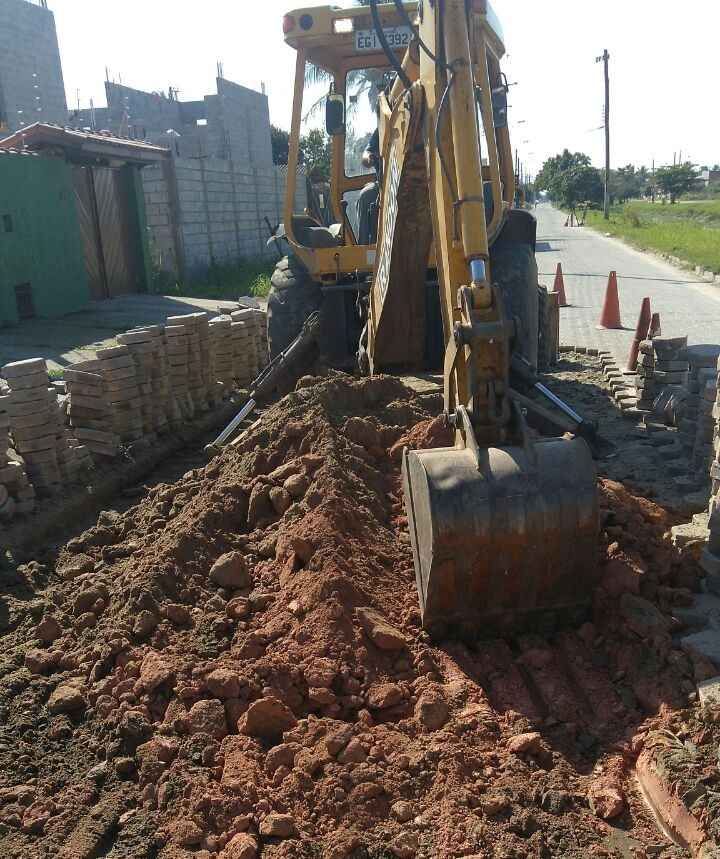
[619,593,670,638]
[59,554,94,580]
[187,699,228,739]
[209,552,251,590]
[35,615,62,644]
[238,697,297,740]
[304,658,336,689]
[47,683,86,714]
[269,486,292,515]
[140,650,175,692]
[220,833,258,859]
[356,607,408,650]
[283,473,309,499]
[259,813,298,838]
[161,603,192,626]
[207,668,241,700]
[415,688,449,731]
[507,732,543,755]
[587,777,625,819]
[367,682,403,710]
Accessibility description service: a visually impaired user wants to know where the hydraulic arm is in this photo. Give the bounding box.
[368,0,599,638]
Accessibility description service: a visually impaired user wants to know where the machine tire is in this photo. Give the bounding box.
[267,255,323,359]
[490,223,540,372]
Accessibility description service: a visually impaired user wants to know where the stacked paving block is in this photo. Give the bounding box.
[116,327,170,437]
[231,309,262,380]
[64,363,120,459]
[700,355,720,582]
[1,359,90,495]
[193,312,221,408]
[96,344,145,445]
[164,321,194,422]
[209,315,235,393]
[693,372,718,478]
[634,340,657,411]
[230,317,254,387]
[166,314,207,413]
[679,346,720,459]
[648,336,689,419]
[67,345,146,456]
[0,395,35,519]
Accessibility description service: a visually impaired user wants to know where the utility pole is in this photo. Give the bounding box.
[651,158,655,202]
[595,49,610,219]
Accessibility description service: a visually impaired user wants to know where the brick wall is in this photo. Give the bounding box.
[142,156,307,277]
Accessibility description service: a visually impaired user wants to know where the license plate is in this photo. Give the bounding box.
[355,26,412,53]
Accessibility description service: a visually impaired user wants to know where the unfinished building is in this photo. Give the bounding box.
[69,78,273,169]
[0,0,67,134]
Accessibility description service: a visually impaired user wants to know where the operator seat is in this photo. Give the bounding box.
[291,214,341,249]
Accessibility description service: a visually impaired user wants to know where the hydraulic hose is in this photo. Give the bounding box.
[369,0,413,91]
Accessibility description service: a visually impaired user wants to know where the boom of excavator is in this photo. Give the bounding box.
[273,0,599,637]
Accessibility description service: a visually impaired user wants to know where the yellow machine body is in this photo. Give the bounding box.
[281,1,599,636]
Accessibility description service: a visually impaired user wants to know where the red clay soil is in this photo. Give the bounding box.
[0,373,717,859]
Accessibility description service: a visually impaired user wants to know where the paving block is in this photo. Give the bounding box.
[5,372,50,391]
[697,676,720,706]
[96,344,131,360]
[1,358,47,379]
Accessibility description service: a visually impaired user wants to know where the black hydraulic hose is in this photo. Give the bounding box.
[435,69,459,204]
[369,0,413,91]
[393,0,442,66]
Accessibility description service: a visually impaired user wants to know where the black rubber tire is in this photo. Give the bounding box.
[267,255,323,359]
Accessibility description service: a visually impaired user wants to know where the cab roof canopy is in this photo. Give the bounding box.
[283,1,505,73]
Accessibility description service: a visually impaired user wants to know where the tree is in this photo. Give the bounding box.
[271,125,290,166]
[609,164,645,204]
[535,150,602,207]
[554,164,603,208]
[655,163,701,203]
[299,129,331,181]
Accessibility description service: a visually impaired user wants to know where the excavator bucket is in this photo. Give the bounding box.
[402,433,599,639]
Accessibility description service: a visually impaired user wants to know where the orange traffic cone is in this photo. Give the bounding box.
[648,312,661,339]
[596,271,622,329]
[552,263,568,307]
[625,297,652,372]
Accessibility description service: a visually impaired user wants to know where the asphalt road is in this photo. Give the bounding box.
[534,203,720,367]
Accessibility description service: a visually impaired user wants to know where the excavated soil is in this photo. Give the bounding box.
[0,372,718,859]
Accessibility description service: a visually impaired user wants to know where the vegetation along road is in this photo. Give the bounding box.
[584,199,720,276]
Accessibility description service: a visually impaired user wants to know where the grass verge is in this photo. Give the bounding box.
[154,258,275,301]
[584,200,720,274]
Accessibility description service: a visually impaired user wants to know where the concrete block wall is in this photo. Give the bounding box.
[0,0,67,133]
[142,156,307,277]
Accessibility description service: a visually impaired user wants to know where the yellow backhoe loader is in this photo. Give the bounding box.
[271,0,599,638]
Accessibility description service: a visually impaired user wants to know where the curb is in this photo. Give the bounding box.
[559,345,647,419]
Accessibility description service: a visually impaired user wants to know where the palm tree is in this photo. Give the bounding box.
[303,0,381,123]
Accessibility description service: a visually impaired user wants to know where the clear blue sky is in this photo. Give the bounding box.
[51,0,720,179]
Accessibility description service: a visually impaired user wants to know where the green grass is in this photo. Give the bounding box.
[153,258,274,301]
[584,200,720,274]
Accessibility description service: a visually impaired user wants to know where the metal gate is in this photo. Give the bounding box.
[72,166,143,299]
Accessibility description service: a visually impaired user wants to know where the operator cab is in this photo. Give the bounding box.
[280,2,416,277]
[280,1,509,282]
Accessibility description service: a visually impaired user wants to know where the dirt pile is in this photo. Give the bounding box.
[0,373,717,858]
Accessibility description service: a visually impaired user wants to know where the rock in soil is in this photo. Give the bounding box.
[0,371,713,857]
